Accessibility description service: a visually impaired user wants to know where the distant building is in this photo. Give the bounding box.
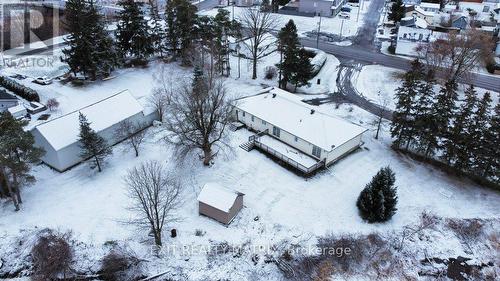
[31,90,158,172]
[0,89,19,112]
[197,183,244,225]
[299,0,347,17]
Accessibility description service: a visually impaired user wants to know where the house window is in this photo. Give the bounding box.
[312,145,321,158]
[251,115,255,122]
[272,126,280,138]
[294,136,298,142]
[262,120,266,125]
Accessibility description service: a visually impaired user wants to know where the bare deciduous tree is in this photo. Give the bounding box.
[124,160,182,246]
[163,77,232,166]
[239,8,279,79]
[416,29,494,83]
[46,98,60,111]
[115,120,147,157]
[150,65,188,121]
[31,229,73,281]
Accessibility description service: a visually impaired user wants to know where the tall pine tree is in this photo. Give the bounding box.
[391,59,424,149]
[469,92,492,175]
[276,20,300,89]
[165,0,197,65]
[290,48,314,92]
[413,70,437,156]
[116,0,153,60]
[443,85,477,170]
[62,0,118,80]
[78,113,112,172]
[0,112,45,211]
[481,103,499,180]
[434,79,459,163]
[388,0,405,22]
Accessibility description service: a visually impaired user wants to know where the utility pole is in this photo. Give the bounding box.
[356,0,363,22]
[316,13,322,49]
[339,18,344,40]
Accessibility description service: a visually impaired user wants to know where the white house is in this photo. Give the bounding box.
[298,0,347,17]
[0,89,19,112]
[31,90,158,172]
[234,88,367,174]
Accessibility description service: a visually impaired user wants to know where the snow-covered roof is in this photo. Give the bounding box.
[0,89,17,100]
[197,183,241,212]
[34,90,144,150]
[7,104,26,114]
[235,88,367,151]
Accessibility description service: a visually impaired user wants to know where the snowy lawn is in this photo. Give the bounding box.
[199,5,368,39]
[353,64,500,110]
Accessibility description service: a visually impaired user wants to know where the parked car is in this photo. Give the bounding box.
[10,74,27,80]
[339,12,350,19]
[33,76,53,85]
[341,7,352,13]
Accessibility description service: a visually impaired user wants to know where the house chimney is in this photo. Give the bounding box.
[310,109,315,115]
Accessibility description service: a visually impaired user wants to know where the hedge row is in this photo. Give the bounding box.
[0,76,40,102]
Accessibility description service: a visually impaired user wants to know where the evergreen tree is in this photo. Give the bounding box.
[443,85,477,170]
[276,20,300,89]
[434,79,459,163]
[388,0,405,22]
[116,0,153,60]
[62,0,118,80]
[391,59,424,149]
[0,112,45,211]
[413,70,437,156]
[78,113,112,172]
[165,0,197,65]
[469,92,492,175]
[481,103,499,180]
[149,8,167,58]
[291,48,314,91]
[356,167,398,223]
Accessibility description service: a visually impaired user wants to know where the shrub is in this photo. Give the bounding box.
[31,229,73,281]
[356,166,398,223]
[0,76,40,102]
[485,62,496,74]
[46,98,59,111]
[388,45,396,54]
[264,66,277,80]
[100,248,141,281]
[195,229,205,236]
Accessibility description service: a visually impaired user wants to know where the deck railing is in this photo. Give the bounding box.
[253,140,324,175]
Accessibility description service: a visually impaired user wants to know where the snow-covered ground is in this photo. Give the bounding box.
[353,64,500,110]
[199,5,368,39]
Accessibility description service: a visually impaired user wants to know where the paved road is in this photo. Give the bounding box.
[301,38,500,92]
[353,0,385,49]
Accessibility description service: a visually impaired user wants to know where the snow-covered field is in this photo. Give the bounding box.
[200,4,368,39]
[1,22,500,279]
[353,64,500,110]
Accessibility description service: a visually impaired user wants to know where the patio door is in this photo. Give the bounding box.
[272,126,280,138]
[312,145,321,158]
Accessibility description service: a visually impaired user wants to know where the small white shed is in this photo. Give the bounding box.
[31,90,156,172]
[197,183,244,225]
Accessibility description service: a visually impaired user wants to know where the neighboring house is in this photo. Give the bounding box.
[234,0,254,7]
[8,104,27,119]
[451,15,469,29]
[0,89,19,112]
[408,6,436,24]
[31,90,158,172]
[299,0,347,17]
[234,88,367,175]
[197,183,244,225]
[395,26,445,57]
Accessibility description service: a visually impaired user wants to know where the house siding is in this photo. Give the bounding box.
[325,134,363,165]
[33,111,158,172]
[235,109,327,161]
[299,0,334,17]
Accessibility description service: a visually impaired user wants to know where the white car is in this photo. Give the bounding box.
[339,12,350,19]
[33,76,53,85]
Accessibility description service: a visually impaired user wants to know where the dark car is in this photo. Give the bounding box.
[341,7,352,13]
